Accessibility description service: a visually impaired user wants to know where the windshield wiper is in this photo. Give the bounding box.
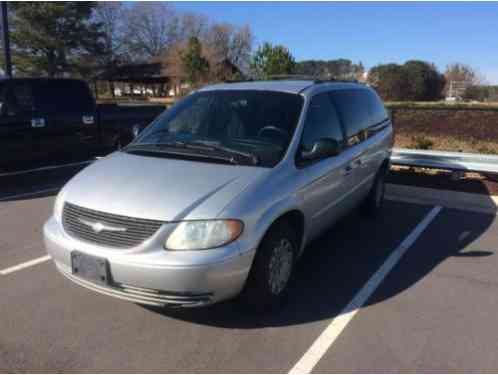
[188,140,259,165]
[123,143,239,165]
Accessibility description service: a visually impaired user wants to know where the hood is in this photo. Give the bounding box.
[62,151,268,221]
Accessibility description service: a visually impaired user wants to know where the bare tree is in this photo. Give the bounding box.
[445,63,484,83]
[123,3,178,61]
[205,23,232,63]
[94,2,126,65]
[229,25,253,71]
[204,23,253,71]
[444,63,486,97]
[177,12,209,41]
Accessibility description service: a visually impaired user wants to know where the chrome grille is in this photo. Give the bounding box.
[62,202,164,249]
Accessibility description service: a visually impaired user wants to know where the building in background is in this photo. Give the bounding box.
[446,80,471,101]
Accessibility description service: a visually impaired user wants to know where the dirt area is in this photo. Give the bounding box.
[392,109,498,154]
[387,166,498,196]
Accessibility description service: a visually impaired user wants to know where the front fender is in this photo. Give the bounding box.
[236,193,307,258]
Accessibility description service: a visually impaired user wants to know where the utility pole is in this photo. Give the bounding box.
[1,1,12,77]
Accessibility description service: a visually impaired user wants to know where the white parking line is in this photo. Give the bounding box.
[289,205,442,374]
[0,255,52,276]
[0,187,60,202]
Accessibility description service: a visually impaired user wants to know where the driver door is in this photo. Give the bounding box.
[298,93,353,241]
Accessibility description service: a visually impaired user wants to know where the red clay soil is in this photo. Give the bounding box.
[394,110,498,142]
[393,110,498,154]
[387,167,498,196]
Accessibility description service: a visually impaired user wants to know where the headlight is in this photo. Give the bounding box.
[53,190,65,223]
[165,220,243,250]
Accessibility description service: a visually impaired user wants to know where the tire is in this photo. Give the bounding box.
[362,167,387,217]
[240,221,298,313]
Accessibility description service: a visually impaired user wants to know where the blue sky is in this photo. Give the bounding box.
[172,1,498,83]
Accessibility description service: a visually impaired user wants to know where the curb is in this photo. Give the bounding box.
[386,184,498,215]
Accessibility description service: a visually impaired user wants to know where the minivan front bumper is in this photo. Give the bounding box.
[44,217,255,307]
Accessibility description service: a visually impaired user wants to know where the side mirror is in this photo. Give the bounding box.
[132,124,143,138]
[301,138,342,161]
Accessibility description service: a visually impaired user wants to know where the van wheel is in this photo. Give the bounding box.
[362,169,386,217]
[240,222,297,313]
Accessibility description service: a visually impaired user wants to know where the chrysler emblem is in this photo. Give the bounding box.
[78,218,127,233]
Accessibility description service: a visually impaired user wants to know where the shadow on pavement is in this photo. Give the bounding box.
[0,189,59,202]
[145,186,495,329]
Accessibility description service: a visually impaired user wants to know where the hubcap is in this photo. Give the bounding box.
[268,238,294,295]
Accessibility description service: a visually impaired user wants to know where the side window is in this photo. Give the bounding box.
[329,90,371,146]
[4,83,34,115]
[300,93,344,153]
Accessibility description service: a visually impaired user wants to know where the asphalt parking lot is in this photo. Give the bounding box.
[1,167,498,372]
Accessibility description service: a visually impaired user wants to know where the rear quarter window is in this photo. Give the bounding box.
[366,90,388,125]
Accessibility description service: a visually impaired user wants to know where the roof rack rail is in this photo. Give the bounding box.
[266,74,318,81]
[222,75,363,85]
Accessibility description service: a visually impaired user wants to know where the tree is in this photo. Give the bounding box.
[204,23,253,73]
[176,12,209,41]
[94,2,127,66]
[444,63,484,96]
[367,63,410,101]
[250,42,295,79]
[180,37,209,85]
[445,63,482,85]
[403,60,445,101]
[463,85,488,101]
[123,3,178,61]
[9,2,103,77]
[355,61,365,81]
[367,61,445,101]
[295,59,363,79]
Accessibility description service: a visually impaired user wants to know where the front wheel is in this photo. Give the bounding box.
[240,222,297,313]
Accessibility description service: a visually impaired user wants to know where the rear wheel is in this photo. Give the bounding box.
[240,222,297,313]
[362,167,387,217]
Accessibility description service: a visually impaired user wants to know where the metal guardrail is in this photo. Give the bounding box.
[391,148,498,175]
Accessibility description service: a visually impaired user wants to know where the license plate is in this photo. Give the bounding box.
[71,251,110,285]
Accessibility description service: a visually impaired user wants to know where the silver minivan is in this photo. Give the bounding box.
[44,79,393,312]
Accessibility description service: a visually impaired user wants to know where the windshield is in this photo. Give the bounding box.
[130,90,304,167]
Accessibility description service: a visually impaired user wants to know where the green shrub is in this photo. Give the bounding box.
[411,135,434,150]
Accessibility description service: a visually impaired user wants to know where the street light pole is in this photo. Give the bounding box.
[1,1,12,77]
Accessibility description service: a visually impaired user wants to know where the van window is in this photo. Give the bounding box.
[367,90,388,125]
[300,93,344,153]
[329,89,370,145]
